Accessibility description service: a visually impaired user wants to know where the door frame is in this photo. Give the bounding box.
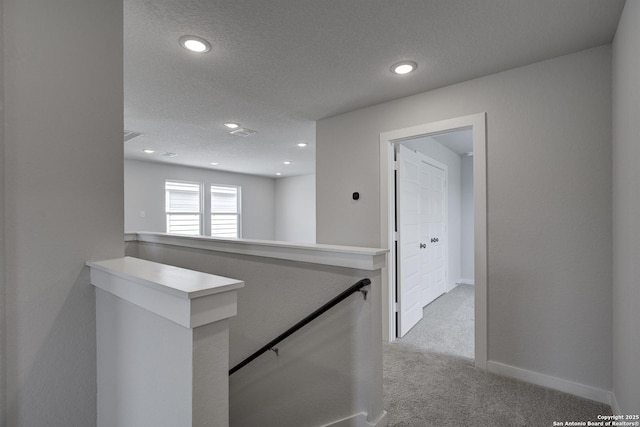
[379,113,487,370]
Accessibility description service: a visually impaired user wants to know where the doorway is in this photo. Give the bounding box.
[379,113,487,369]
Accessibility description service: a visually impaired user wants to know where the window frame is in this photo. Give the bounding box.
[164,179,204,236]
[209,184,242,239]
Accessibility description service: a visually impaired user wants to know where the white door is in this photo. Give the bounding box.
[397,145,423,336]
[419,156,447,307]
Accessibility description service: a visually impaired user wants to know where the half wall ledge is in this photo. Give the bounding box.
[126,232,388,271]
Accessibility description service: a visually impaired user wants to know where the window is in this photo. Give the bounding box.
[164,180,240,238]
[210,185,240,238]
[165,180,202,235]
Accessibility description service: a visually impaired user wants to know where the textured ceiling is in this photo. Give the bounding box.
[124,0,625,177]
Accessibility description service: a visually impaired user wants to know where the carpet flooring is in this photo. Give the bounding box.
[383,342,612,427]
[397,284,474,359]
[386,285,611,426]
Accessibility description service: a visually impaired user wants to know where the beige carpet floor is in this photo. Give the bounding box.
[397,284,474,359]
[383,342,612,427]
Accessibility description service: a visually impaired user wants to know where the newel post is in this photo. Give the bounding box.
[87,257,244,427]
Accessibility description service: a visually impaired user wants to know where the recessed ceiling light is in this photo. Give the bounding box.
[179,36,211,53]
[283,161,292,165]
[391,61,417,75]
[275,172,282,176]
[297,142,308,147]
[142,149,155,154]
[224,122,240,129]
[210,162,219,166]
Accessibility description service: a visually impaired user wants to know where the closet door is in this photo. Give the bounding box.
[420,156,447,308]
[397,145,423,336]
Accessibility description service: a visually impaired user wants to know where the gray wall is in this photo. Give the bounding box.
[403,137,462,289]
[3,0,123,425]
[125,160,276,240]
[612,1,640,414]
[317,46,612,391]
[0,0,5,420]
[460,155,474,283]
[275,174,316,243]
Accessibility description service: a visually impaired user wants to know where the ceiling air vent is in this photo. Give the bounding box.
[229,128,257,137]
[124,130,143,143]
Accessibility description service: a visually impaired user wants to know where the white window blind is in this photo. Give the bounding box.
[211,185,240,238]
[165,180,202,235]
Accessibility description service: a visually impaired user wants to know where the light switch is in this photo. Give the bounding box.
[140,210,146,218]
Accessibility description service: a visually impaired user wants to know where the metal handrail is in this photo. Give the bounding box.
[228,278,371,376]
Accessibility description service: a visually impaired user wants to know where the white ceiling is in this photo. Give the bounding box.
[124,0,625,177]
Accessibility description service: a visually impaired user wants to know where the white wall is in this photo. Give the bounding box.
[403,137,462,289]
[612,1,640,414]
[95,286,231,427]
[3,0,123,425]
[125,160,276,240]
[460,155,474,283]
[317,46,612,391]
[275,174,316,243]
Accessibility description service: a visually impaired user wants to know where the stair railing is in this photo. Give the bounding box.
[229,278,371,375]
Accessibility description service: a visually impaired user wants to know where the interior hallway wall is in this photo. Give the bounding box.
[124,160,276,240]
[0,0,6,421]
[275,174,316,243]
[317,46,612,392]
[3,0,123,425]
[612,0,640,414]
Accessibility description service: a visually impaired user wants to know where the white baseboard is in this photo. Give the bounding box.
[486,361,611,405]
[368,411,388,427]
[610,391,621,415]
[447,280,474,292]
[322,411,388,427]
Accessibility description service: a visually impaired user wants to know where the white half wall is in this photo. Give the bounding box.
[275,174,316,243]
[317,46,612,392]
[3,0,124,425]
[612,1,640,415]
[460,155,474,283]
[124,160,276,240]
[128,237,386,427]
[403,137,462,289]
